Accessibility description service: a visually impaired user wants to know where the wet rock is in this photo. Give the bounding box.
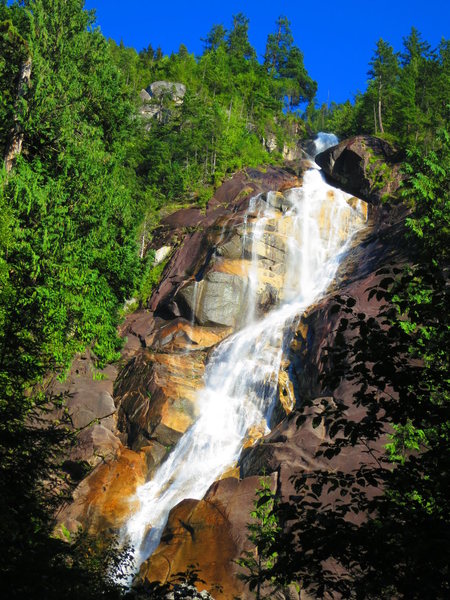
[263,190,294,212]
[315,134,404,205]
[214,233,242,260]
[144,317,232,352]
[149,167,303,316]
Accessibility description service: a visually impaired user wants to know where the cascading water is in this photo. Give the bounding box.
[123,153,366,576]
[312,132,339,157]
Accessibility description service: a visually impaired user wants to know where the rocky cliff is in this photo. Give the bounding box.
[58,136,407,599]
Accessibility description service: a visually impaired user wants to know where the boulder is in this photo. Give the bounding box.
[176,271,247,328]
[147,81,187,104]
[315,135,404,204]
[138,474,278,599]
[67,424,121,470]
[154,245,172,265]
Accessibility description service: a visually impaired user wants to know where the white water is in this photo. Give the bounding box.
[313,132,339,156]
[123,163,366,574]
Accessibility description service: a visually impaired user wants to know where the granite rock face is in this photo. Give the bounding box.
[147,81,187,103]
[139,81,187,121]
[138,474,278,599]
[134,142,408,598]
[57,144,410,598]
[57,166,302,540]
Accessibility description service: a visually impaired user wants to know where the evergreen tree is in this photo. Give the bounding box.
[264,15,293,75]
[281,45,317,108]
[0,2,142,595]
[367,38,399,134]
[202,23,227,52]
[237,478,281,600]
[227,13,256,63]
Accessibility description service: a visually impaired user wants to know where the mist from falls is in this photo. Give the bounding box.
[123,141,366,575]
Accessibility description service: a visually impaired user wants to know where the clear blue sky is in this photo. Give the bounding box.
[85,0,449,106]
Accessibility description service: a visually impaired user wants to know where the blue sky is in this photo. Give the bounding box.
[85,0,449,106]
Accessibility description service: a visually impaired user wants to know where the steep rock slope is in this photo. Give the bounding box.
[58,164,307,537]
[137,137,406,599]
[59,136,406,599]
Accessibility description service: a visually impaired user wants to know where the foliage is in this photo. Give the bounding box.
[109,13,314,229]
[308,28,449,148]
[0,1,144,597]
[237,477,281,599]
[267,128,449,598]
[137,256,168,305]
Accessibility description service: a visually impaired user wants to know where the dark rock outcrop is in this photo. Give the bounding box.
[316,135,404,205]
[49,353,121,470]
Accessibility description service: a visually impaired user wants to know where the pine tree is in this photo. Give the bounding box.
[264,15,293,75]
[367,38,399,134]
[227,13,256,63]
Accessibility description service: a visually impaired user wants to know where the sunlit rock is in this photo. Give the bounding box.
[177,271,247,328]
[57,446,147,535]
[138,475,277,599]
[115,349,206,449]
[154,245,172,265]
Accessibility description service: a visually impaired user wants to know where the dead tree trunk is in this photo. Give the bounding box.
[378,79,384,134]
[4,57,32,173]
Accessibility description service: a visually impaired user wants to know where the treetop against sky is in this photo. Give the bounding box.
[85,0,449,105]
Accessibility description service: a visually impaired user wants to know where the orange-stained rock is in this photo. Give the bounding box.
[212,258,249,277]
[145,317,232,352]
[115,348,206,449]
[57,445,147,535]
[346,196,369,220]
[242,421,267,449]
[278,369,295,415]
[218,463,240,480]
[138,474,277,599]
[278,176,302,191]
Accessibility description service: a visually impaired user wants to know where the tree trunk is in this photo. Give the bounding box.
[373,104,378,134]
[378,79,384,134]
[140,221,146,259]
[4,57,32,173]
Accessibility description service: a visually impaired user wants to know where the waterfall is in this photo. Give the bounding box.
[312,131,339,156]
[123,166,366,574]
